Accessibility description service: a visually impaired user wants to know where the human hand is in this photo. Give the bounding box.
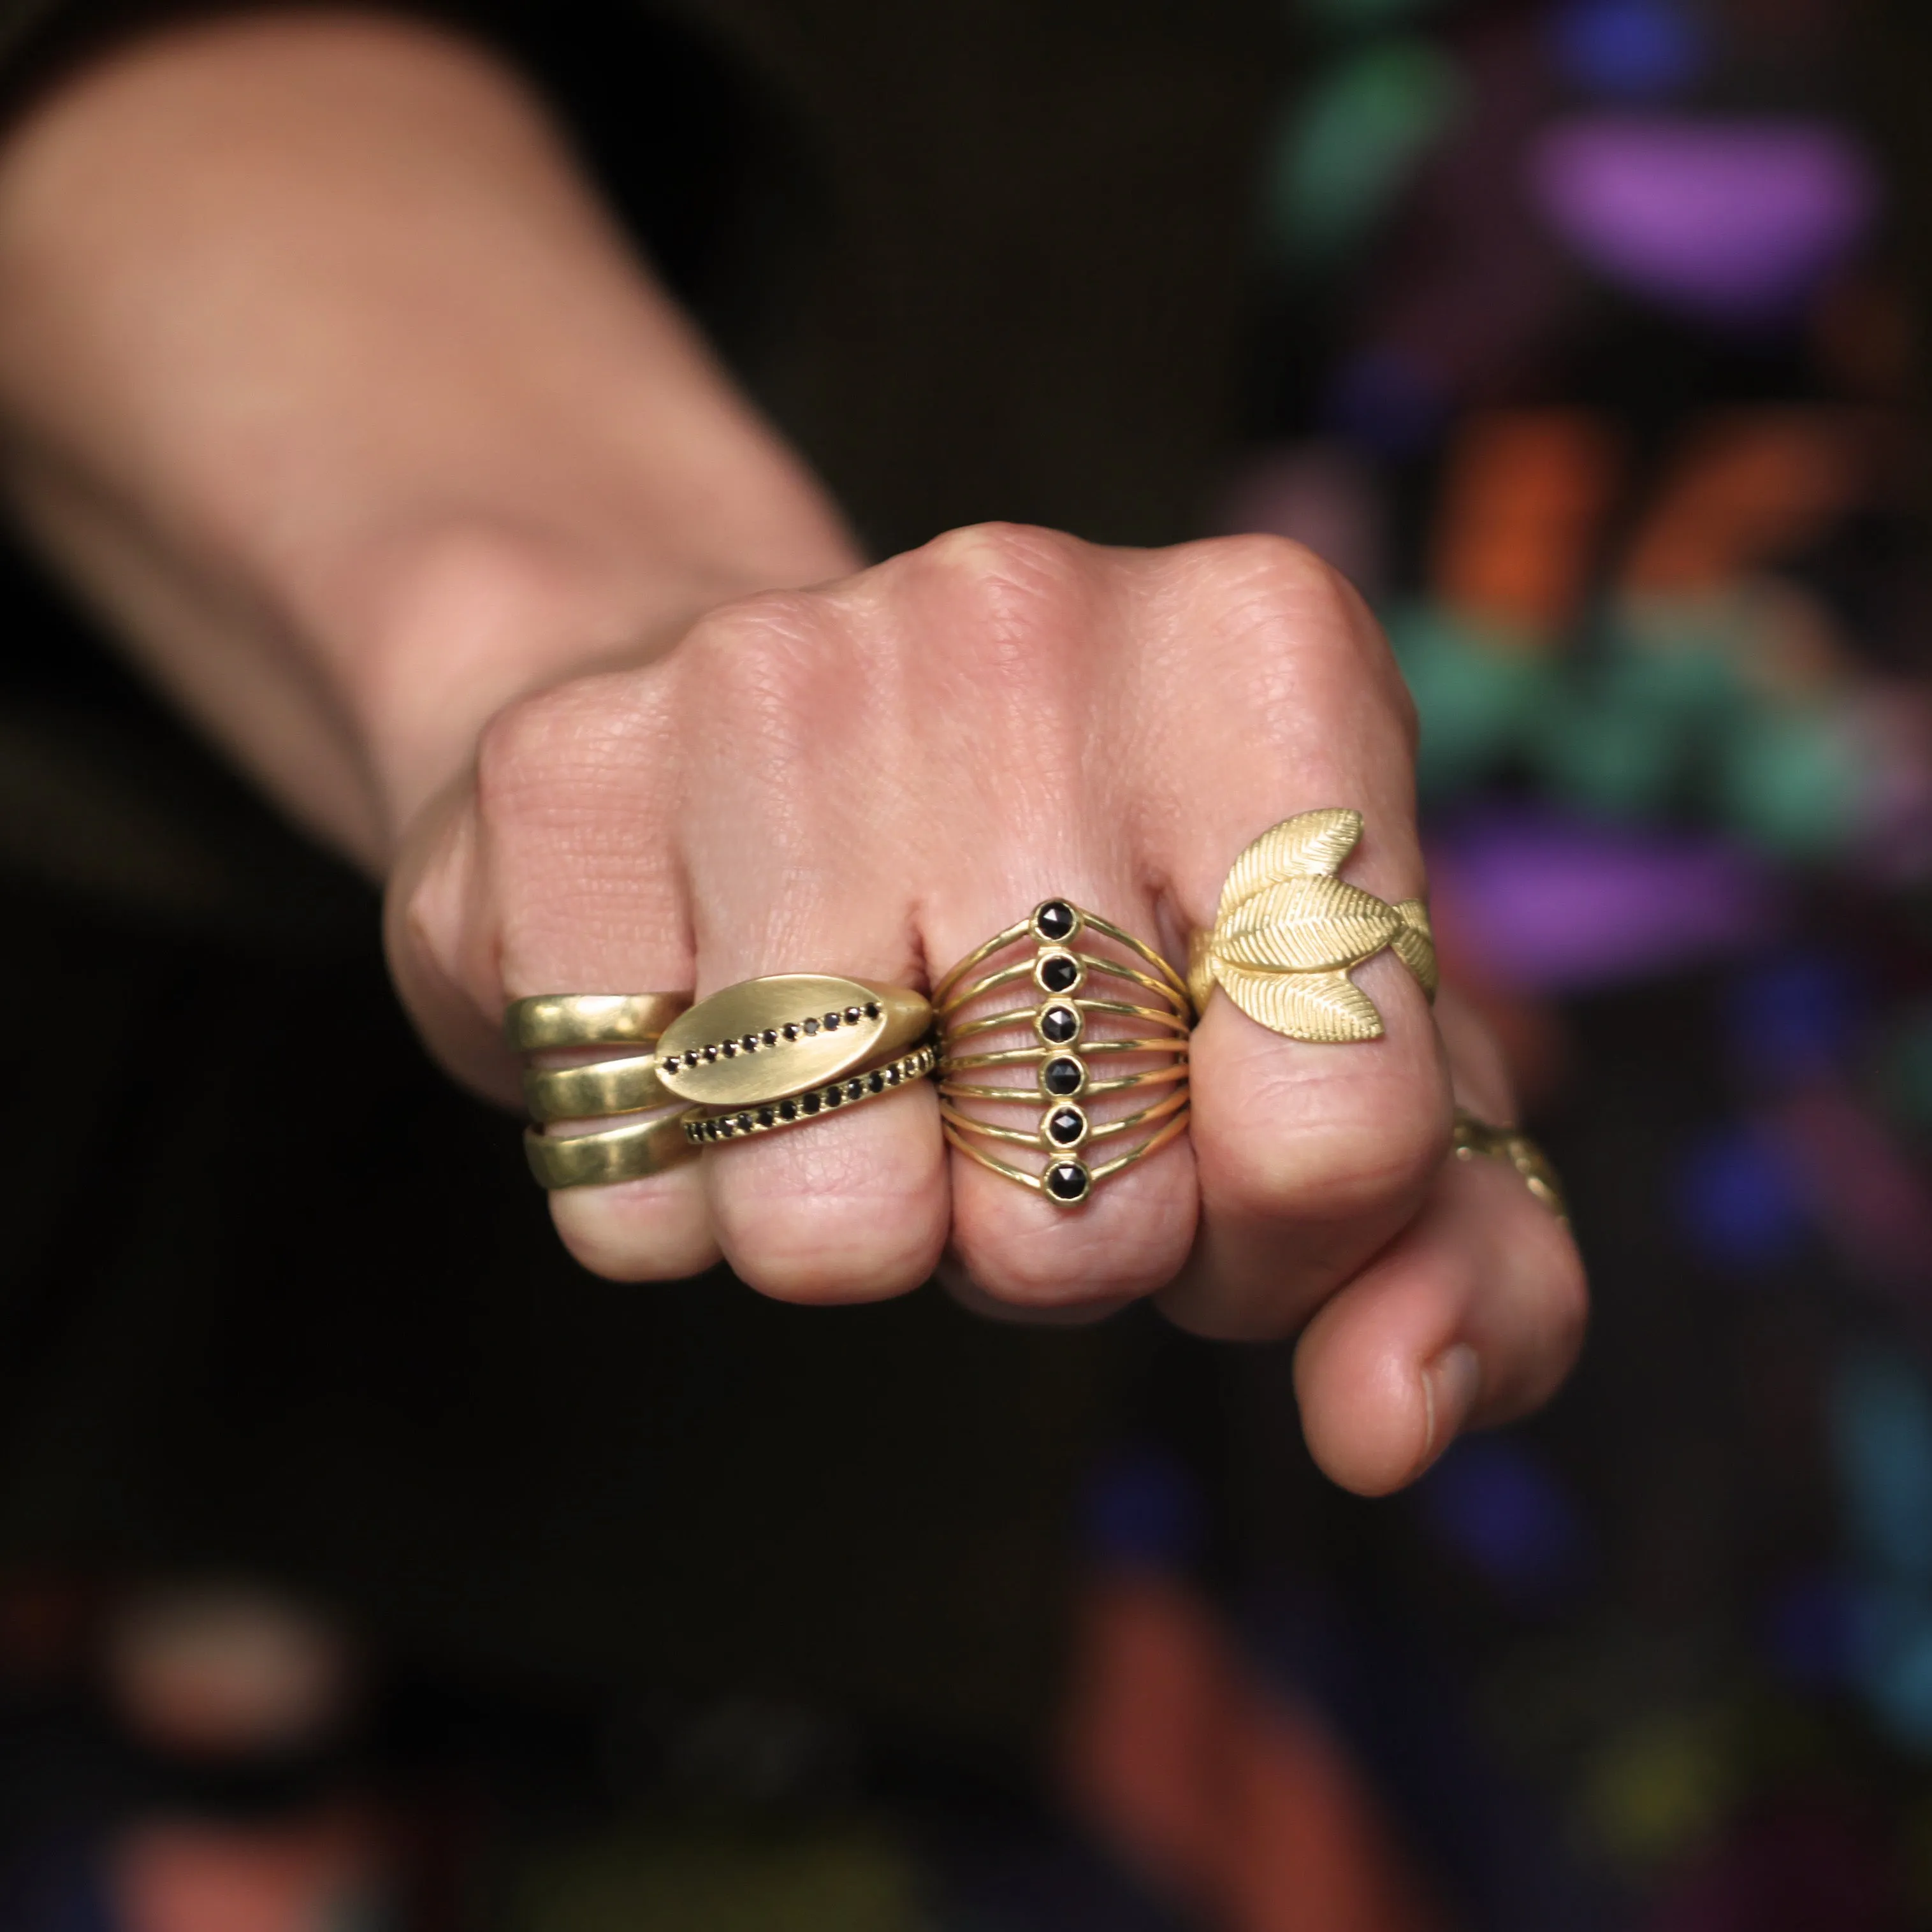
[388,523,1587,1493]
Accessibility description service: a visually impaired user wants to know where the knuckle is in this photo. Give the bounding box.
[1179,534,1418,748]
[472,672,669,837]
[678,589,841,770]
[906,523,1094,661]
[916,520,1088,600]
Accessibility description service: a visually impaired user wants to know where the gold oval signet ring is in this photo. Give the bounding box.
[1192,809,1436,1043]
[655,976,933,1110]
[505,992,691,1054]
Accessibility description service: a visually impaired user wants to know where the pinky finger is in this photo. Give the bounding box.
[549,1162,722,1282]
[1291,1147,1587,1497]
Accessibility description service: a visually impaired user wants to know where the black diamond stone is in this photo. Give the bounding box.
[763,1029,778,1046]
[783,1023,800,1040]
[1045,1160,1091,1203]
[662,1056,679,1074]
[758,1107,776,1128]
[736,1114,753,1132]
[868,1071,884,1093]
[803,1018,820,1035]
[780,1099,798,1121]
[1035,900,1077,943]
[803,1093,821,1114]
[825,1086,844,1107]
[886,1066,901,1084]
[742,1033,760,1052]
[720,1041,737,1057]
[845,1006,863,1025]
[1048,1107,1085,1145]
[865,1001,882,1019]
[845,1079,865,1100]
[1040,1005,1080,1044]
[1043,1057,1085,1097]
[718,1120,736,1138]
[824,1012,841,1030]
[1039,953,1080,993]
[702,1044,720,1062]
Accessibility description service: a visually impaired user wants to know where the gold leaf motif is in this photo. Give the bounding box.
[1388,899,1439,999]
[1215,875,1402,973]
[1216,808,1362,924]
[1216,962,1385,1043]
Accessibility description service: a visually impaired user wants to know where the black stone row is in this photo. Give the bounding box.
[683,1043,936,1144]
[662,1000,883,1073]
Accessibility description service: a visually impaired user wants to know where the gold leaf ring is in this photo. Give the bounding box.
[1191,809,1437,1043]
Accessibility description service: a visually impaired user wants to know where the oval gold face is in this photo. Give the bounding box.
[655,975,931,1108]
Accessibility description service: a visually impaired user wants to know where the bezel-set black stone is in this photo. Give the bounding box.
[1044,1103,1089,1149]
[1045,1159,1092,1203]
[1035,950,1084,996]
[1037,1003,1083,1047]
[1042,1055,1087,1098]
[1032,899,1080,945]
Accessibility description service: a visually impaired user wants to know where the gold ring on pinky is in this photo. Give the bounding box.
[505,992,690,1054]
[684,1045,938,1145]
[1190,809,1436,1043]
[934,899,1191,1206]
[1451,1108,1568,1221]
[522,1052,671,1124]
[524,1110,697,1190]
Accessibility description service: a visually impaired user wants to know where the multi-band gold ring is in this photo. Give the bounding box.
[934,899,1192,1205]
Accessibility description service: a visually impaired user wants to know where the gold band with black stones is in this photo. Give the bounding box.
[655,976,933,1110]
[683,1044,937,1145]
[505,992,690,1054]
[522,1052,670,1124]
[524,1110,697,1189]
[1451,1108,1567,1221]
[934,899,1191,1205]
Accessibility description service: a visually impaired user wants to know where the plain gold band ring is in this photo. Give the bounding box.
[521,1053,670,1124]
[505,992,690,1054]
[524,1110,697,1190]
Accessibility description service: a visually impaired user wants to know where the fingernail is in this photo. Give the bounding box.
[1419,1343,1483,1476]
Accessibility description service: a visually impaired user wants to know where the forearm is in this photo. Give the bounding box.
[0,8,857,867]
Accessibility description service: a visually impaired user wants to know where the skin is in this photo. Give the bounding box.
[0,11,1586,1495]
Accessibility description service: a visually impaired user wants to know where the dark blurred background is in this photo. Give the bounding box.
[5,0,1932,1927]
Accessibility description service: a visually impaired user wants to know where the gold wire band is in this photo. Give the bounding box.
[940,1061,1191,1103]
[521,1052,670,1124]
[944,1105,1193,1195]
[1451,1108,1568,1221]
[945,998,1191,1047]
[935,949,1184,1023]
[523,1110,697,1190]
[943,1037,1189,1070]
[683,1044,937,1145]
[505,992,690,1054]
[945,1086,1190,1149]
[933,910,1188,1010]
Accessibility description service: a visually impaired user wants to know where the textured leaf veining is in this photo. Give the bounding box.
[1216,962,1385,1042]
[1216,875,1400,972]
[1216,808,1362,924]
